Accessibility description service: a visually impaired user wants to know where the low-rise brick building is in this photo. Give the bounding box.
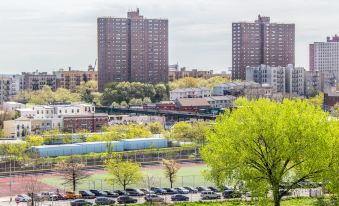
[63,113,108,133]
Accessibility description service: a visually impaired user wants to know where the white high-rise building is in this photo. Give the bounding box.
[310,35,339,87]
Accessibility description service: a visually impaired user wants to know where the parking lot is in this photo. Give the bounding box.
[0,187,324,206]
[0,193,223,206]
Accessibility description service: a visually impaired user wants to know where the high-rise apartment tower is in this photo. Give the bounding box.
[232,15,295,80]
[97,9,168,91]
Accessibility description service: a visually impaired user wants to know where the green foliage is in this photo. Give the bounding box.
[169,76,231,90]
[147,122,164,134]
[0,142,29,161]
[101,82,168,106]
[143,97,152,104]
[12,85,81,104]
[105,157,143,190]
[166,197,322,205]
[305,92,324,108]
[86,124,152,142]
[76,80,98,103]
[129,98,143,105]
[25,135,44,146]
[171,121,211,144]
[202,98,338,206]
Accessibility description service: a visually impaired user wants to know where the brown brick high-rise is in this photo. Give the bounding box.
[232,15,295,80]
[97,9,168,91]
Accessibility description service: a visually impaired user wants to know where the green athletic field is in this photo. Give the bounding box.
[40,164,213,191]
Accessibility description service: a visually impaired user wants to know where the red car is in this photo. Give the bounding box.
[56,193,69,200]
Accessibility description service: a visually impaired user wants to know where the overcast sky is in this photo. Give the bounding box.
[0,0,337,74]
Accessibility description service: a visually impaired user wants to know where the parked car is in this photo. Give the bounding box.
[150,187,167,195]
[70,199,93,206]
[196,186,211,192]
[95,197,116,205]
[125,188,144,196]
[144,194,164,202]
[56,193,68,200]
[114,190,129,196]
[222,189,241,199]
[175,187,189,194]
[27,193,44,201]
[200,191,221,200]
[89,190,106,197]
[79,191,95,199]
[41,192,59,201]
[140,188,154,195]
[65,192,81,199]
[171,194,189,201]
[183,186,198,193]
[208,186,219,192]
[163,188,178,195]
[117,195,137,204]
[15,194,31,202]
[103,191,119,198]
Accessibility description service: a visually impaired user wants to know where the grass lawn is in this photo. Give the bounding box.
[159,197,330,206]
[41,164,211,191]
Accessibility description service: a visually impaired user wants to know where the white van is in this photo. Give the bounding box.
[200,191,221,200]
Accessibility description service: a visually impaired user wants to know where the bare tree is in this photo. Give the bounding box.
[24,176,42,206]
[162,159,180,188]
[56,158,89,192]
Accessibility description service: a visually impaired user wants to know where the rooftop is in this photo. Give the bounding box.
[176,98,210,107]
[171,87,210,93]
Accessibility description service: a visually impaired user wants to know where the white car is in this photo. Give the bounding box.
[200,191,221,200]
[41,192,59,200]
[15,194,31,202]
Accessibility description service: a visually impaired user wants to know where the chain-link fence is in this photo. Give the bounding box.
[0,147,200,175]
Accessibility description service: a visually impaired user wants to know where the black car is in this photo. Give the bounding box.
[150,187,167,195]
[70,199,93,206]
[222,189,241,199]
[183,186,198,193]
[95,197,116,205]
[125,188,144,196]
[103,191,119,198]
[89,190,105,197]
[114,190,129,196]
[163,188,178,195]
[208,186,219,192]
[117,195,137,204]
[196,186,211,192]
[171,194,189,201]
[79,191,95,199]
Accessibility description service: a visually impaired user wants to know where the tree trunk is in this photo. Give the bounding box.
[73,172,76,192]
[272,187,281,206]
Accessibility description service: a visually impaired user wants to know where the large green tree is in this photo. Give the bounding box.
[105,157,143,190]
[101,82,167,106]
[202,98,338,206]
[170,121,211,144]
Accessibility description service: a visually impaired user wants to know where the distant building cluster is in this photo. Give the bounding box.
[246,64,324,97]
[0,66,98,103]
[2,102,107,138]
[168,64,216,81]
